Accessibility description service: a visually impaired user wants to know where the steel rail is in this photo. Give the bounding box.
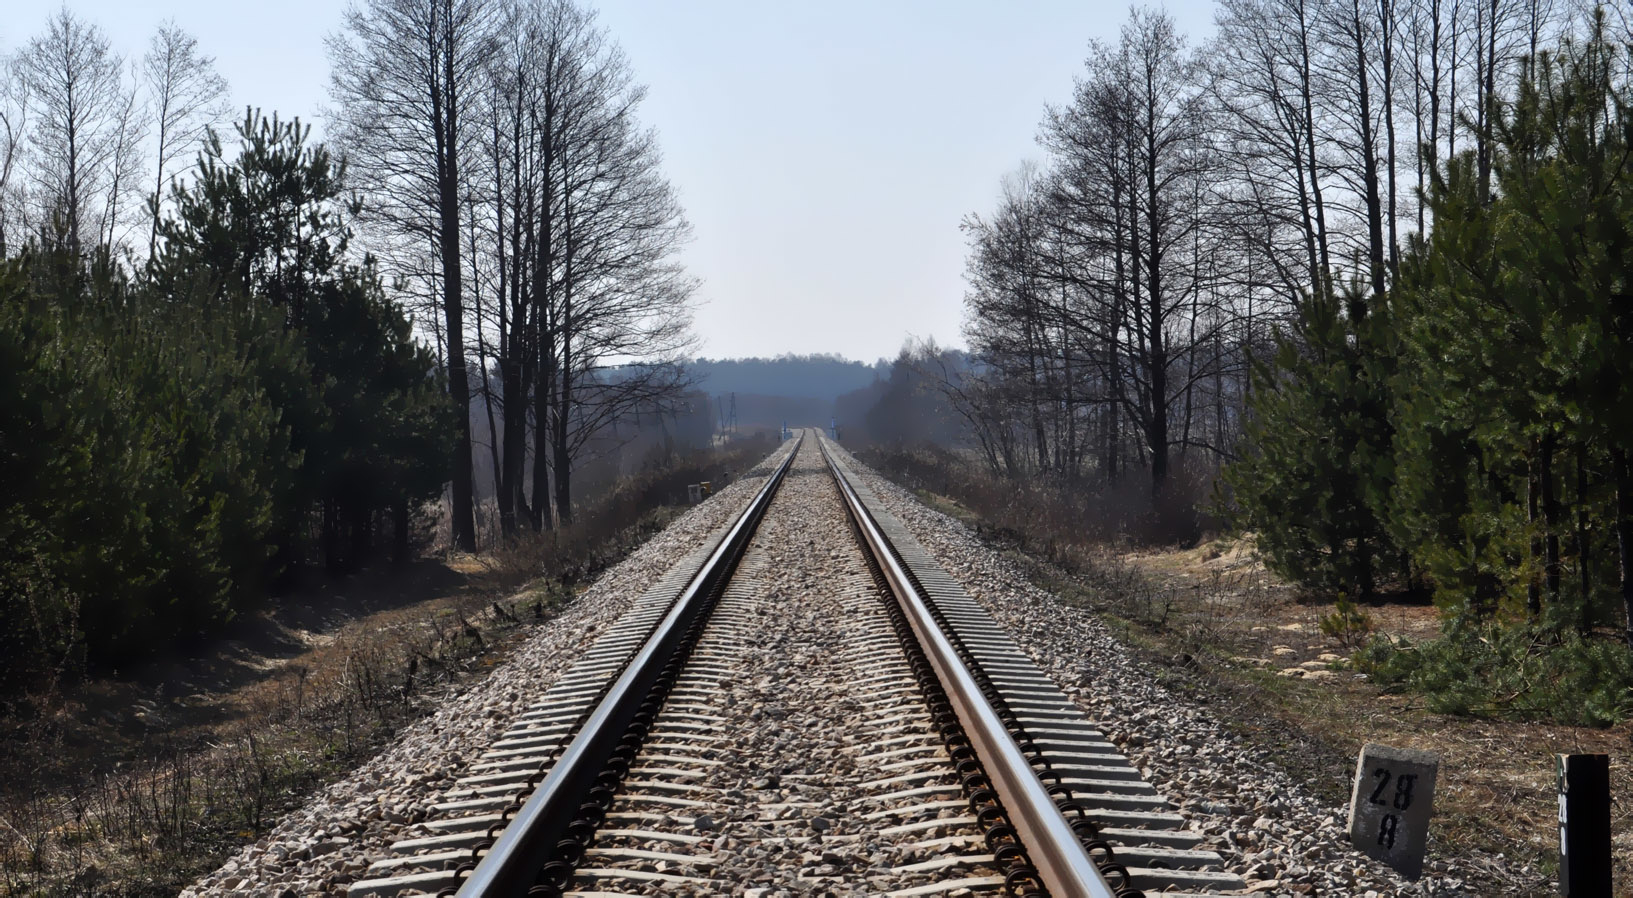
[455,435,802,896]
[820,438,1122,898]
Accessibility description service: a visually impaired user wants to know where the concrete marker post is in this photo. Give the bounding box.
[1347,742,1439,879]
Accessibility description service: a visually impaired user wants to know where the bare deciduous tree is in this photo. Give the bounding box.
[1211,0,1336,307]
[330,0,498,552]
[17,9,124,254]
[0,49,28,255]
[1045,10,1219,497]
[101,59,147,254]
[142,22,229,258]
[544,41,698,523]
[333,0,696,541]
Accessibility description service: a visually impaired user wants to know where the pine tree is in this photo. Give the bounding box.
[1225,283,1400,597]
[1390,18,1633,637]
[151,110,453,572]
[0,244,298,664]
[0,111,453,678]
[1388,152,1534,619]
[1489,22,1633,642]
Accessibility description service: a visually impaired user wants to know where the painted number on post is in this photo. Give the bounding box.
[1368,768,1418,848]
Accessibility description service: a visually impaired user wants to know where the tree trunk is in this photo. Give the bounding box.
[553,183,575,525]
[530,96,557,533]
[1352,0,1388,302]
[471,184,504,537]
[1476,0,1499,202]
[1577,443,1591,630]
[1380,0,1400,282]
[1447,0,1458,161]
[1143,86,1169,499]
[1297,0,1333,297]
[1104,390,1119,483]
[393,499,411,565]
[432,0,476,553]
[488,103,518,540]
[1107,144,1127,486]
[1542,432,1560,605]
[442,219,476,550]
[1145,232,1170,497]
[553,325,572,525]
[1528,443,1542,616]
[542,355,561,532]
[149,110,171,259]
[499,357,526,537]
[1615,448,1633,647]
[532,323,555,531]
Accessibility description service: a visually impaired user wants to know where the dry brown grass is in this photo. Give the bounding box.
[0,561,549,897]
[1077,549,1633,893]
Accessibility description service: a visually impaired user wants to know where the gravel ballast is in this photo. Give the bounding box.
[189,435,1542,897]
[562,438,1005,895]
[828,440,1545,898]
[183,447,793,897]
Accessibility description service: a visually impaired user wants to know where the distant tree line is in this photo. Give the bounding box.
[691,354,887,402]
[953,1,1633,638]
[833,345,971,448]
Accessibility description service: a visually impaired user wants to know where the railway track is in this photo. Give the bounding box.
[348,433,1245,897]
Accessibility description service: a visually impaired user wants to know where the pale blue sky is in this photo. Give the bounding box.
[7,1,1218,363]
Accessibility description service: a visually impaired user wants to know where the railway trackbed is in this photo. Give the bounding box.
[344,432,1246,898]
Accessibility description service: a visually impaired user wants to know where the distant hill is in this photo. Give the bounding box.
[689,354,887,402]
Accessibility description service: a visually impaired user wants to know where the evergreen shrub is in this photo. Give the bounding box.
[1361,625,1633,726]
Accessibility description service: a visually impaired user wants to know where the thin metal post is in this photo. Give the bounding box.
[1558,753,1611,897]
